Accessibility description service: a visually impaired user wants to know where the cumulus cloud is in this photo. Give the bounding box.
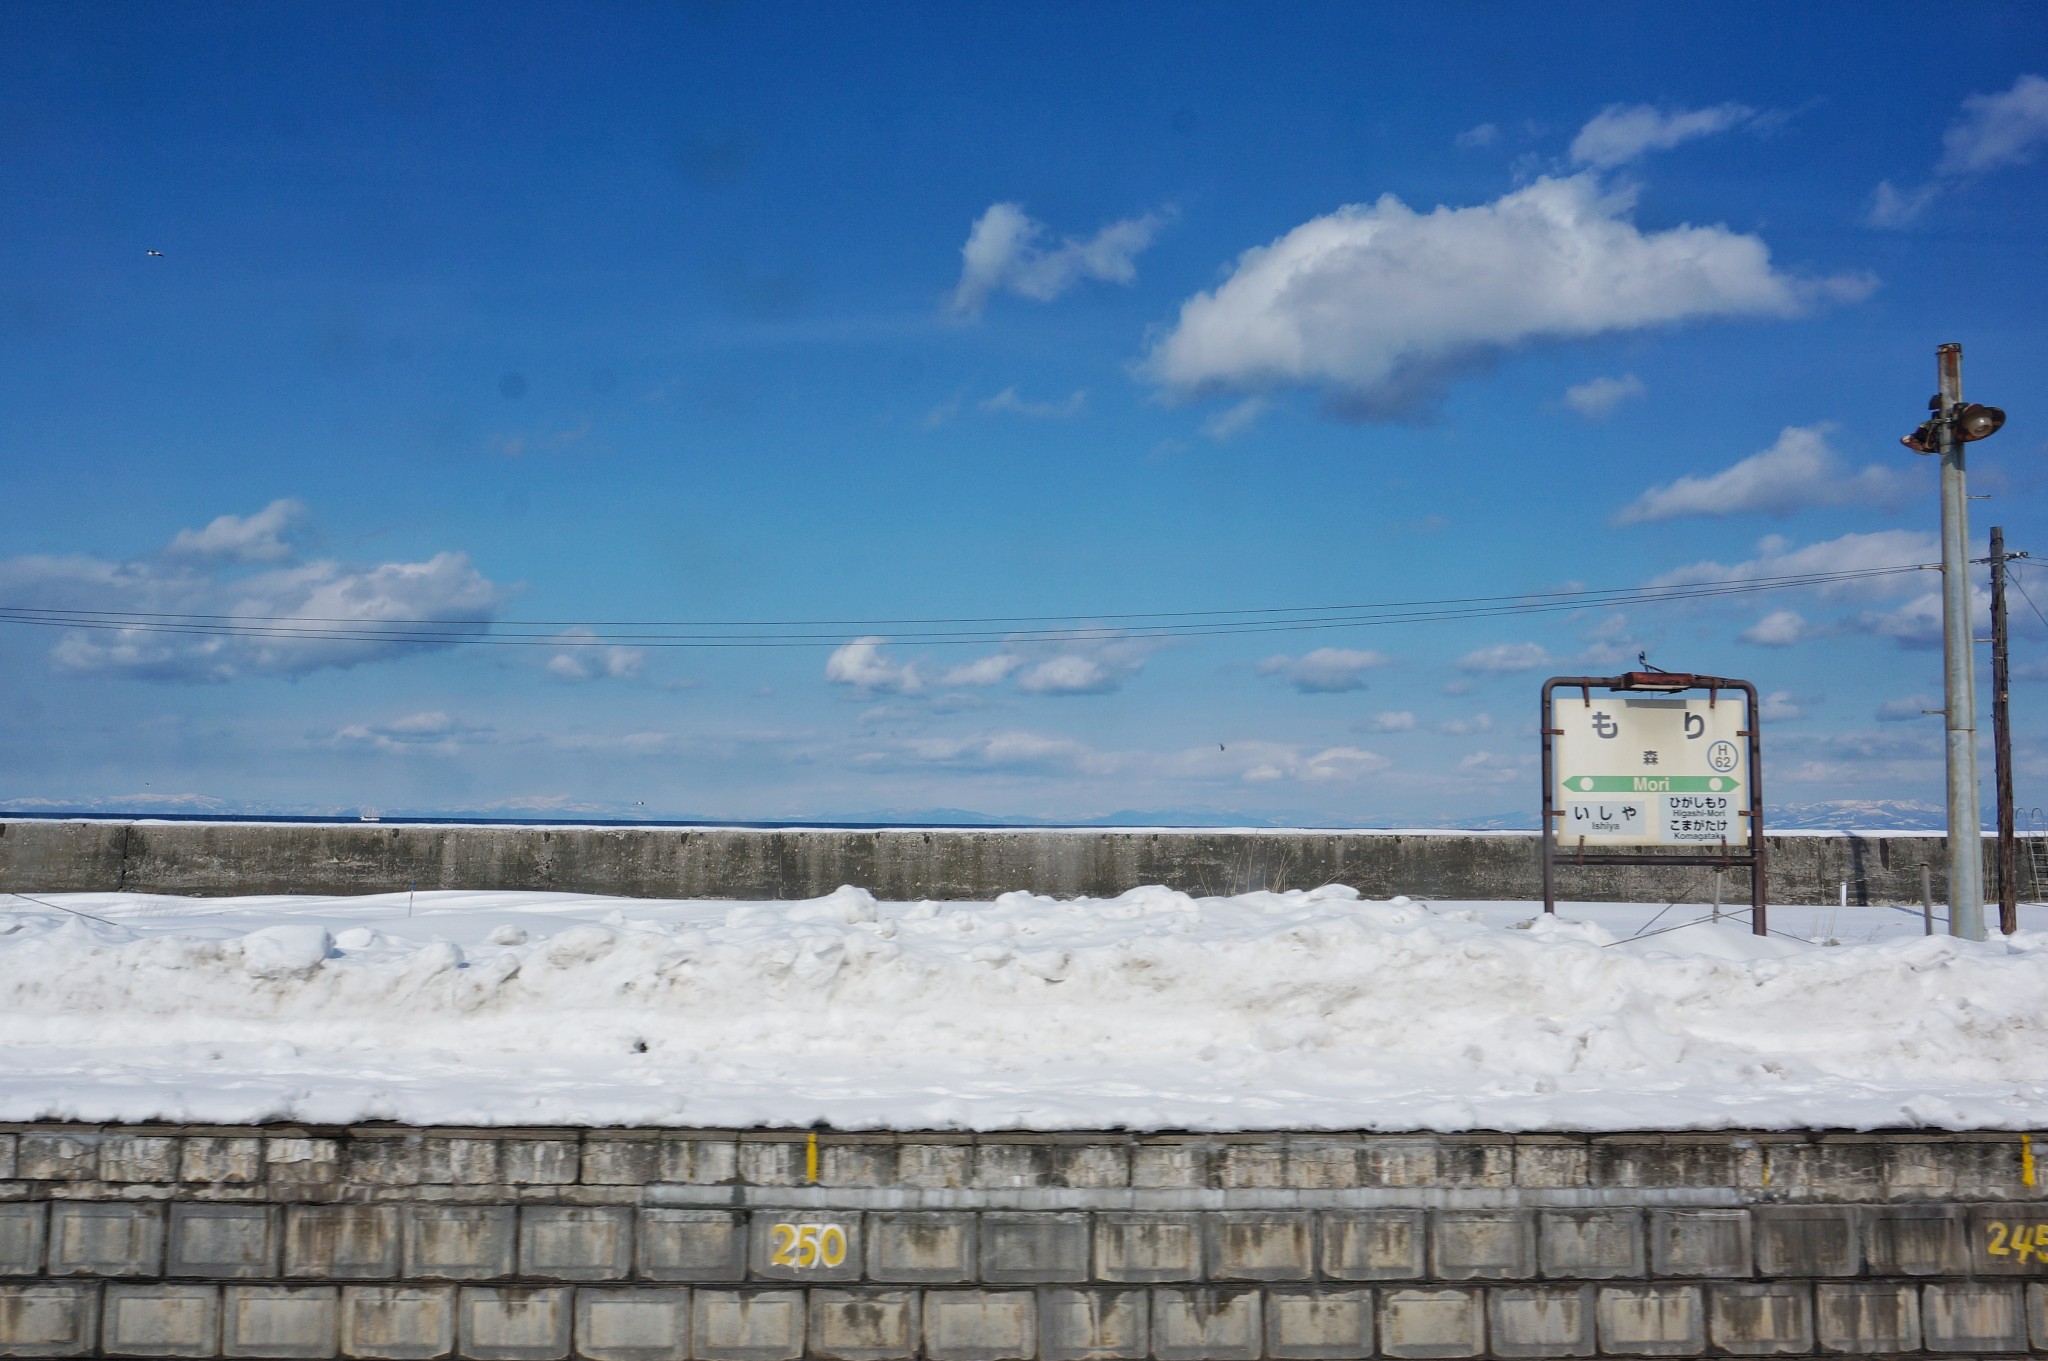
[1741,610,1809,647]
[824,638,924,695]
[1652,530,1938,596]
[1257,647,1391,694]
[980,387,1088,419]
[1656,531,1957,653]
[1360,711,1417,732]
[545,630,645,682]
[1455,123,1501,149]
[1458,642,1551,673]
[830,637,1150,699]
[1614,425,1910,525]
[1868,74,2048,227]
[1143,174,1861,420]
[1938,73,2048,176]
[939,653,1023,687]
[948,202,1169,317]
[1569,102,1757,169]
[1562,373,1646,419]
[1,505,502,683]
[1014,650,1143,696]
[164,499,305,564]
[1438,713,1495,735]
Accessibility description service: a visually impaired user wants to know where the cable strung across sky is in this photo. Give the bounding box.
[0,562,1934,650]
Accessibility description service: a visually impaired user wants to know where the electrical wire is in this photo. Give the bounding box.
[0,562,1935,652]
[2008,564,2048,633]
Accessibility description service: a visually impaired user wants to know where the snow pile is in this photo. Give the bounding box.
[1,885,2045,1131]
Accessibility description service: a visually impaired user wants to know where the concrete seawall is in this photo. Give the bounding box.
[2,1122,2045,1358]
[0,818,2009,905]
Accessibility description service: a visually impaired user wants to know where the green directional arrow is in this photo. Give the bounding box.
[1562,775,1740,793]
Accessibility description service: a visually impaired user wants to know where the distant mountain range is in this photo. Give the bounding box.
[0,795,1992,833]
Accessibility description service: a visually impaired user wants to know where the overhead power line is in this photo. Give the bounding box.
[0,562,1935,651]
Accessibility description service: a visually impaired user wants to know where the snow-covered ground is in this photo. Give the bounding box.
[2,885,2045,1133]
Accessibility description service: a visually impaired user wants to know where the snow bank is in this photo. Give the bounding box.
[2,886,2044,1131]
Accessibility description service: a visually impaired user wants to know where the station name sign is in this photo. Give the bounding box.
[1551,691,1750,847]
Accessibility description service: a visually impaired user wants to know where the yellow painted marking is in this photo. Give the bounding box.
[1760,1147,1770,1187]
[806,1130,819,1184]
[2025,1136,2037,1188]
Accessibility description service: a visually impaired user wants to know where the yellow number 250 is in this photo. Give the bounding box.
[769,1222,848,1269]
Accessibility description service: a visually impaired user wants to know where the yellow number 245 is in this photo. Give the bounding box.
[1986,1222,2048,1264]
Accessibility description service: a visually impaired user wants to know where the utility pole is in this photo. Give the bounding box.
[1901,345,2006,941]
[1991,525,2016,933]
[1935,344,1985,941]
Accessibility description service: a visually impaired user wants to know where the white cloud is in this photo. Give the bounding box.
[1741,610,1808,646]
[333,711,495,756]
[1614,425,1910,524]
[1458,642,1551,673]
[545,629,645,682]
[1652,530,1938,597]
[888,730,1120,776]
[164,498,305,564]
[980,387,1088,419]
[1877,695,1940,722]
[1143,174,1860,420]
[824,638,924,695]
[835,637,1151,700]
[939,653,1023,687]
[1937,73,2048,176]
[1760,690,1803,722]
[1438,713,1495,735]
[948,202,1168,317]
[1361,711,1417,732]
[1201,397,1268,442]
[4,506,502,683]
[1867,75,2048,229]
[1257,647,1391,694]
[1455,123,1500,149]
[1866,179,1940,228]
[1569,102,1756,169]
[1014,653,1134,696]
[1562,373,1645,419]
[1656,531,1955,653]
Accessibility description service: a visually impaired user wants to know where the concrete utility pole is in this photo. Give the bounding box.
[1991,525,2017,934]
[1934,344,1984,941]
[1902,344,2006,940]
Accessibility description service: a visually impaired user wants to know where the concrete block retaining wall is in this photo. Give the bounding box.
[0,819,2018,905]
[5,1124,2048,1357]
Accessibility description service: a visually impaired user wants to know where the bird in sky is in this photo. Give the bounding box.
[146,249,163,257]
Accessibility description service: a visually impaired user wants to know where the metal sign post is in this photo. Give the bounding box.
[1540,671,1767,935]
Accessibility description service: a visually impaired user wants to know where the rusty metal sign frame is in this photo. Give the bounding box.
[1540,671,1767,936]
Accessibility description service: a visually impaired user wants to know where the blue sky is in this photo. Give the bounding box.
[3,3,2046,825]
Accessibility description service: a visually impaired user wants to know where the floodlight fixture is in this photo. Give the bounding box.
[1900,401,2005,453]
[1954,403,2006,442]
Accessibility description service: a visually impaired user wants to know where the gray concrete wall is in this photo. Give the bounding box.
[0,817,2015,905]
[1,1122,2044,1358]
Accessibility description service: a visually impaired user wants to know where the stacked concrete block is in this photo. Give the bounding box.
[337,1285,456,1360]
[6,1122,2048,1356]
[571,1287,689,1361]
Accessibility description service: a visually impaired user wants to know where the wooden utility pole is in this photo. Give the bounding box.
[1991,526,2017,933]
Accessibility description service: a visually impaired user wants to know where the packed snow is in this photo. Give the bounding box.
[3,884,2046,1132]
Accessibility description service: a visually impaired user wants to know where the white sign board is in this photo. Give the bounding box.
[1550,692,1751,847]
